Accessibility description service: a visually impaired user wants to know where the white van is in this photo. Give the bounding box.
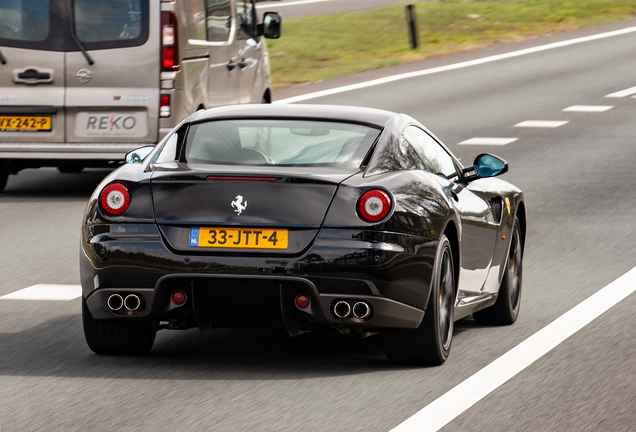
[0,0,281,191]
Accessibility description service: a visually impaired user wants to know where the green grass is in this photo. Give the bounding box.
[267,0,636,89]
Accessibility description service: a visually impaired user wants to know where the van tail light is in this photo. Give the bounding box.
[161,11,179,71]
[160,94,171,118]
[358,189,392,222]
[100,183,131,215]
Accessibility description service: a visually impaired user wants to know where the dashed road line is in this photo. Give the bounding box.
[514,120,569,128]
[605,85,636,98]
[458,137,518,146]
[0,284,82,301]
[390,266,636,432]
[562,105,613,112]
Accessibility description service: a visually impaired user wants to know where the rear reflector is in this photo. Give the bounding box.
[171,291,187,306]
[358,189,392,222]
[207,176,277,181]
[160,94,170,118]
[100,183,131,215]
[296,295,310,309]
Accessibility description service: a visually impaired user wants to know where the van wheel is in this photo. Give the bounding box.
[82,297,156,355]
[0,162,8,192]
[0,173,7,193]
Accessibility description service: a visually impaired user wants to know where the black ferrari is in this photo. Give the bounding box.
[80,104,526,365]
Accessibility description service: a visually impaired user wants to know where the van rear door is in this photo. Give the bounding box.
[65,0,159,150]
[0,0,65,146]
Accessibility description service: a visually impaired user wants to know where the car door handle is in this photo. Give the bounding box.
[238,58,248,69]
[227,59,238,71]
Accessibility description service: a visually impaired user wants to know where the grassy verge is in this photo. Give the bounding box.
[266,0,636,89]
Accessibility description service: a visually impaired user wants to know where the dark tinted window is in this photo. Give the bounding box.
[74,0,148,49]
[205,0,231,42]
[182,119,380,168]
[0,0,50,42]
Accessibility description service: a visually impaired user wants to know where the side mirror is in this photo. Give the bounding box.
[473,153,508,178]
[258,12,282,39]
[125,146,155,164]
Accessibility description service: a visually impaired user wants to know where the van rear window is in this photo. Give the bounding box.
[74,0,148,49]
[0,0,50,42]
[0,0,148,51]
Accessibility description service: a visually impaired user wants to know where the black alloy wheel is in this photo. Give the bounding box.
[474,215,523,325]
[384,234,456,366]
[82,297,156,355]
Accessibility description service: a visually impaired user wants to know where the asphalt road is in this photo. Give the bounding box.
[1,18,636,432]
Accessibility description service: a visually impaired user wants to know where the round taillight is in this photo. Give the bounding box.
[358,189,392,222]
[296,295,310,309]
[172,291,187,306]
[100,183,131,215]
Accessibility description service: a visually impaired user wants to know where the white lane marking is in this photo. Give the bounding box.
[563,105,613,112]
[256,0,334,7]
[274,26,636,104]
[605,85,636,98]
[514,120,569,128]
[458,137,518,146]
[390,266,636,432]
[0,284,82,301]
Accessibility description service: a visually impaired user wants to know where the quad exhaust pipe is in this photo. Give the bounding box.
[107,294,123,311]
[352,301,371,319]
[334,301,351,318]
[333,300,372,320]
[107,293,141,311]
[124,294,141,311]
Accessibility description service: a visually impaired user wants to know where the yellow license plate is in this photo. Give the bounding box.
[190,227,288,250]
[0,116,52,132]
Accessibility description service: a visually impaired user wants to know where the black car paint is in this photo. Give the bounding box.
[80,105,526,336]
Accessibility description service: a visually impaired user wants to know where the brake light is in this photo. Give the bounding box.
[100,183,131,215]
[358,189,392,222]
[161,11,179,71]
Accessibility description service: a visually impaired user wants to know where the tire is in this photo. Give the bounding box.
[473,215,523,325]
[384,235,456,366]
[82,297,156,355]
[0,172,7,193]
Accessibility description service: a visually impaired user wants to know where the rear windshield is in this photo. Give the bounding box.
[181,120,381,168]
[0,0,149,51]
[74,0,148,49]
[0,0,50,42]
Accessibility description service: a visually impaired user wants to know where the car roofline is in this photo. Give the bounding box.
[191,104,397,128]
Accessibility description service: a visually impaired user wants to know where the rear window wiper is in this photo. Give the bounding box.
[0,48,7,65]
[69,0,94,65]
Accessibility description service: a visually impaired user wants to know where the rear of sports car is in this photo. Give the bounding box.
[80,108,442,355]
